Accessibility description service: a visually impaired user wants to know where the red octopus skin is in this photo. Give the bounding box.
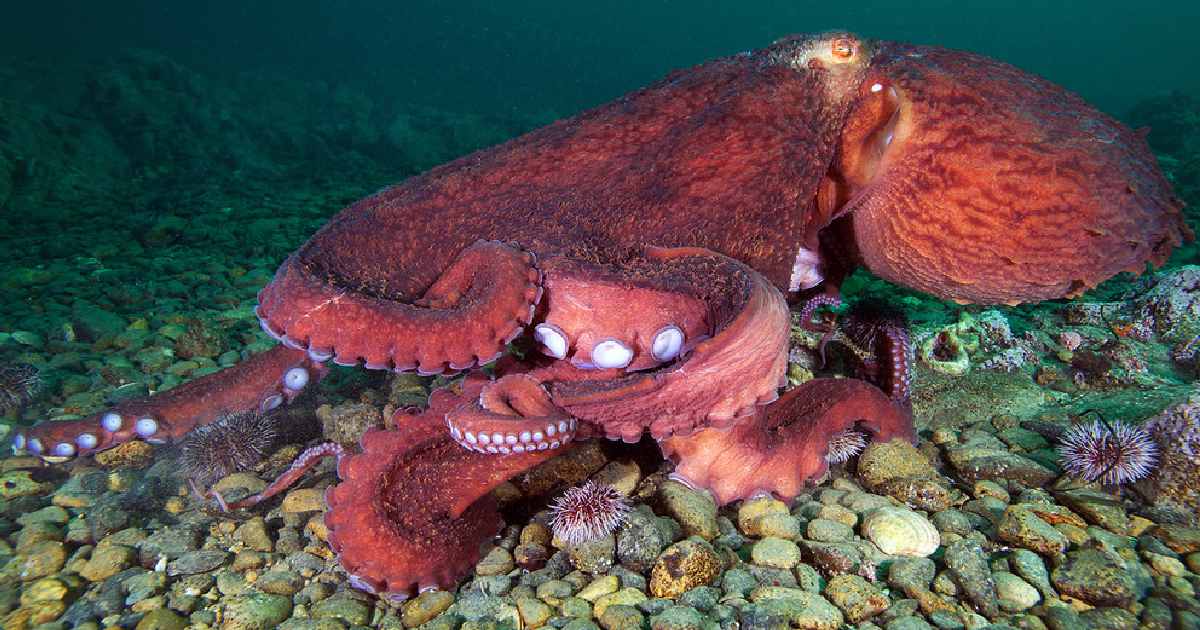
[16,32,1189,598]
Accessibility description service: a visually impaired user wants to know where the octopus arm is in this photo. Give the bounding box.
[17,346,324,460]
[325,384,560,598]
[658,378,913,505]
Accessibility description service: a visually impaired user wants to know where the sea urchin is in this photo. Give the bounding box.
[825,428,870,464]
[1057,419,1158,485]
[0,363,40,415]
[179,409,279,488]
[549,480,630,545]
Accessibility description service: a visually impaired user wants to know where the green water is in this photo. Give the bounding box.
[2,0,1197,121]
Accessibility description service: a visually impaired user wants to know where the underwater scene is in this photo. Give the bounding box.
[2,2,1200,629]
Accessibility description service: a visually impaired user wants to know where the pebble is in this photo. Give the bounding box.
[993,571,1040,611]
[996,505,1069,556]
[598,604,643,630]
[566,535,615,574]
[861,507,940,557]
[649,539,721,598]
[856,439,937,488]
[281,487,326,513]
[222,592,295,630]
[476,547,516,576]
[746,587,844,630]
[942,538,999,617]
[1009,548,1056,599]
[750,537,801,569]
[806,518,853,542]
[656,480,719,540]
[311,593,373,625]
[256,570,304,596]
[943,446,1056,486]
[1055,488,1130,534]
[167,550,230,576]
[737,495,789,537]
[212,472,267,497]
[135,608,188,630]
[234,517,273,553]
[15,540,66,580]
[823,574,889,623]
[1051,547,1136,607]
[648,604,706,629]
[576,575,619,602]
[401,589,454,627]
[516,597,552,628]
[1152,524,1200,553]
[80,543,136,581]
[592,587,647,617]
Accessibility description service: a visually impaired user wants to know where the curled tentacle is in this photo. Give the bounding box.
[257,240,541,374]
[445,373,576,454]
[325,385,562,598]
[546,247,790,442]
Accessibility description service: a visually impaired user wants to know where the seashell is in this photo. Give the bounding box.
[860,506,940,557]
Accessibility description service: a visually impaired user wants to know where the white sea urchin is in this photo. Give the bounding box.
[549,480,630,545]
[1058,419,1158,485]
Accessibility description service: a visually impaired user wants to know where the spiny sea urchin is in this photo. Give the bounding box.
[1057,419,1158,485]
[0,363,40,415]
[825,428,870,464]
[549,480,630,546]
[179,409,280,488]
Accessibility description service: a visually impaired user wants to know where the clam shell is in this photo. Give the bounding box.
[861,506,940,557]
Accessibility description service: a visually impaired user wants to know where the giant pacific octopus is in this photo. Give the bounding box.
[16,33,1189,598]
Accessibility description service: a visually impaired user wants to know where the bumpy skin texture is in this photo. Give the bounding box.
[18,32,1189,598]
[327,381,561,596]
[830,42,1188,304]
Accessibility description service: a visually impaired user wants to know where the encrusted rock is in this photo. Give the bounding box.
[996,505,1069,556]
[1051,547,1137,607]
[649,538,721,598]
[823,574,889,623]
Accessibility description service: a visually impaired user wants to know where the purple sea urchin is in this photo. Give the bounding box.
[1057,419,1158,485]
[549,480,630,545]
[179,409,279,488]
[0,363,40,415]
[825,428,869,464]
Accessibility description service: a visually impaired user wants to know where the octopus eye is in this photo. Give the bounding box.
[831,38,855,60]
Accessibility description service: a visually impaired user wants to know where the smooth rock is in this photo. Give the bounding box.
[993,571,1040,611]
[657,481,719,540]
[222,592,294,630]
[750,537,802,570]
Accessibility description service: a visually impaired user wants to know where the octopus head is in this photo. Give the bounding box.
[823,41,1188,304]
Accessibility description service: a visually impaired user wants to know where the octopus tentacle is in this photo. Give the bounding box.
[325,386,561,598]
[658,378,913,505]
[445,374,576,454]
[257,240,541,374]
[546,247,790,442]
[223,442,347,511]
[14,346,324,461]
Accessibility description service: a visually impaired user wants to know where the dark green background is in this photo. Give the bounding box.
[3,0,1196,118]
